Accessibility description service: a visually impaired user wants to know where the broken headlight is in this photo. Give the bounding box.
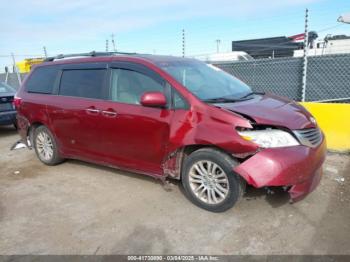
[237,129,299,148]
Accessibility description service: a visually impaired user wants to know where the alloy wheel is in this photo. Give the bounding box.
[188,160,230,204]
[36,131,54,161]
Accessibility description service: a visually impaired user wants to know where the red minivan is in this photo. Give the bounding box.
[15,52,326,212]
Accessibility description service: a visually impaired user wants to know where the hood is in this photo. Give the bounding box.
[215,94,315,130]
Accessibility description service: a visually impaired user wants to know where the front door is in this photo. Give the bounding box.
[98,63,172,175]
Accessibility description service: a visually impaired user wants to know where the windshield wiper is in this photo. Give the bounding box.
[203,97,245,103]
[203,91,265,103]
[239,91,265,100]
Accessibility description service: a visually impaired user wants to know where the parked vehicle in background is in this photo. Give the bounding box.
[293,35,350,57]
[14,52,326,212]
[0,82,17,128]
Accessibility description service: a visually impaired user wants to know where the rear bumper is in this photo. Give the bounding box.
[0,111,16,125]
[234,136,326,201]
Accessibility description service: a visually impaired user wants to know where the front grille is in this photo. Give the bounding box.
[293,128,323,148]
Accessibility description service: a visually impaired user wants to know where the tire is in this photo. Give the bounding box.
[181,148,245,212]
[33,125,64,165]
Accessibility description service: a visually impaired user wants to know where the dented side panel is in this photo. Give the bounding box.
[16,94,52,146]
[168,106,257,153]
[162,105,259,179]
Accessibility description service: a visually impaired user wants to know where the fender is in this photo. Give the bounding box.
[162,104,259,179]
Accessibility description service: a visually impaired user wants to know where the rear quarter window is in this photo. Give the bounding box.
[59,69,107,100]
[25,66,59,94]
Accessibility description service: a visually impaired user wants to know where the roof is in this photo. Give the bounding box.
[41,52,195,67]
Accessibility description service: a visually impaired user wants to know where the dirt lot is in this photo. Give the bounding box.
[0,125,349,255]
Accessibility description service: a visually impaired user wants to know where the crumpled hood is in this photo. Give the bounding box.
[216,94,315,130]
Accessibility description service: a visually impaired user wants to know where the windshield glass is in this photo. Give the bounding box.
[157,60,251,100]
[0,82,15,93]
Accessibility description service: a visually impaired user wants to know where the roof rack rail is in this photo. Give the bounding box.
[44,51,138,62]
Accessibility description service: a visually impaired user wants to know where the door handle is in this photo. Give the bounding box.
[101,110,117,117]
[85,108,100,115]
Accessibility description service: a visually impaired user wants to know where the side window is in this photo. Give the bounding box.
[26,66,59,94]
[110,68,164,105]
[59,69,107,99]
[173,89,189,109]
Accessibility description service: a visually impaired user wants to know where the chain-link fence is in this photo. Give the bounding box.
[215,57,303,100]
[0,73,26,90]
[306,54,350,102]
[214,53,350,102]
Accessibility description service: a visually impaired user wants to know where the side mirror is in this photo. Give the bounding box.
[140,91,167,108]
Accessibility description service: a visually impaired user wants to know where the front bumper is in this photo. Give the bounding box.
[234,136,326,201]
[0,110,16,125]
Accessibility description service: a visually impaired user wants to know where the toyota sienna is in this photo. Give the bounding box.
[14,52,326,212]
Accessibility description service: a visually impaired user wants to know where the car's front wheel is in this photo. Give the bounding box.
[182,148,245,212]
[33,125,64,165]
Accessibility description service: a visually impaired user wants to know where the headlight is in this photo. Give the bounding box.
[237,129,299,148]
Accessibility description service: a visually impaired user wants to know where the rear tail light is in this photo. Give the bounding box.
[13,96,22,109]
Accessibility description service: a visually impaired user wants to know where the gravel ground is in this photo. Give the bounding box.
[0,125,349,255]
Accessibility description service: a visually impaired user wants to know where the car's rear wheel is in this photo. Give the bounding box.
[182,148,245,212]
[33,125,64,165]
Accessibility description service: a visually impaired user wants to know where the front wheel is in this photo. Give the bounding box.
[33,125,64,165]
[181,148,245,212]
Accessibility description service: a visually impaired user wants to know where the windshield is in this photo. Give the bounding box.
[0,82,15,93]
[157,60,251,100]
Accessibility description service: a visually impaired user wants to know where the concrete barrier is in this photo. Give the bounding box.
[300,102,350,152]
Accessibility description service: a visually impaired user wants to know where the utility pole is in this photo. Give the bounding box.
[301,8,309,102]
[11,53,22,86]
[106,39,109,52]
[4,66,9,84]
[216,39,221,53]
[182,29,185,57]
[43,46,48,58]
[111,34,116,51]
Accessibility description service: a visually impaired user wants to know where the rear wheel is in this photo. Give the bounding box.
[33,125,64,165]
[181,148,245,212]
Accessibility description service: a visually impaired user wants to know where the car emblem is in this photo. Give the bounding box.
[310,117,317,125]
[1,97,7,102]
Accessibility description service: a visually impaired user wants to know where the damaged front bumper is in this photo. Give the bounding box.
[234,137,327,202]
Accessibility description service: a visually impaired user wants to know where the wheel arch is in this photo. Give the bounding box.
[162,144,239,180]
[24,121,44,148]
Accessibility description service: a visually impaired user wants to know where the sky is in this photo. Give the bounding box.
[0,0,350,70]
